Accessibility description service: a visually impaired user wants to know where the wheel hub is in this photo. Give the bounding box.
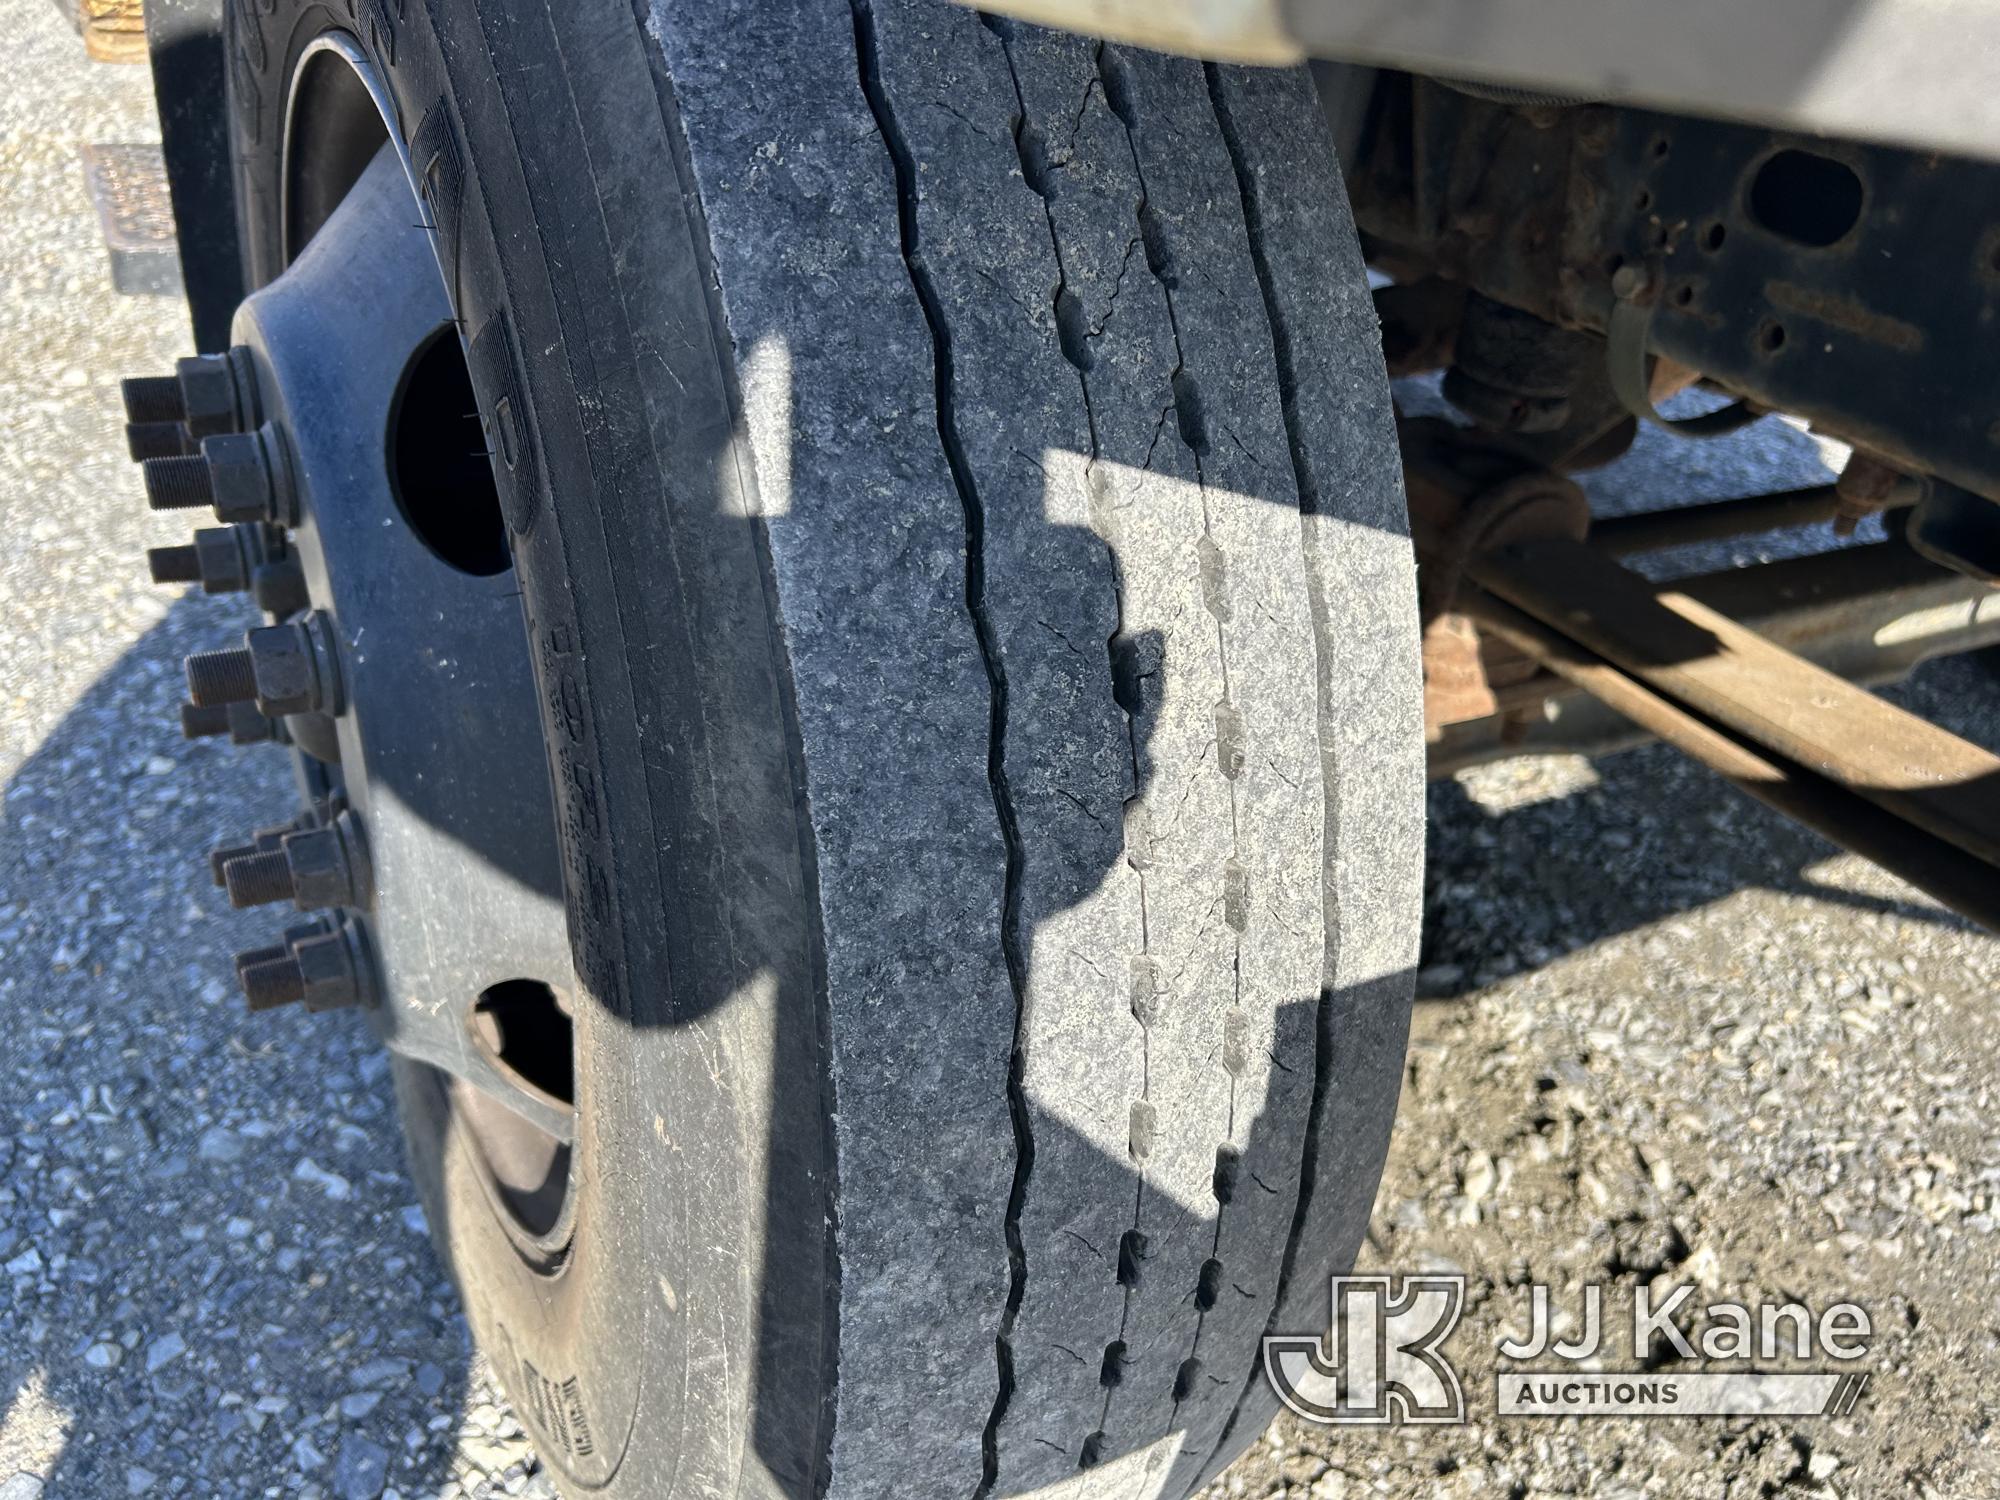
[125,45,579,1201]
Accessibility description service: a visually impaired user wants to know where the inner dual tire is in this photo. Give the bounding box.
[225,2,1423,1495]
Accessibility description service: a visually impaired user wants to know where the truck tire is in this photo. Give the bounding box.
[226,1,1423,1495]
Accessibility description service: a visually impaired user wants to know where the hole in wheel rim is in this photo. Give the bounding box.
[471,979,574,1107]
[465,980,575,1240]
[389,327,511,576]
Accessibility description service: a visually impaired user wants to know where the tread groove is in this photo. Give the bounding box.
[1196,59,1348,1482]
[982,21,1166,1485]
[847,11,1035,1498]
[1093,40,1252,1454]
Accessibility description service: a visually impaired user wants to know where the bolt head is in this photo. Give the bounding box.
[1611,264,1651,301]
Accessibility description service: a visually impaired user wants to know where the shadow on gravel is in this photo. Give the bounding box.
[0,598,474,1498]
[1420,658,1996,996]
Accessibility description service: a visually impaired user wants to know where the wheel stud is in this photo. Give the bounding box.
[180,702,231,739]
[120,374,185,424]
[185,646,258,707]
[209,843,257,885]
[226,702,282,745]
[187,703,282,751]
[232,941,289,974]
[224,848,296,909]
[240,954,307,1011]
[126,420,192,462]
[148,544,202,584]
[143,454,213,512]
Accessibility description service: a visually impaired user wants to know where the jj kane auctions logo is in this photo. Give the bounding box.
[1265,1277,1873,1423]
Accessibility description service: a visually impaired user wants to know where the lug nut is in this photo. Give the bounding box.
[185,646,258,707]
[245,613,343,717]
[126,420,191,462]
[142,454,213,512]
[192,525,261,594]
[240,954,307,1011]
[224,848,296,909]
[193,528,250,593]
[176,349,258,438]
[148,544,202,584]
[251,556,308,616]
[202,428,296,526]
[121,374,185,424]
[295,922,373,1012]
[282,813,371,911]
[180,701,231,739]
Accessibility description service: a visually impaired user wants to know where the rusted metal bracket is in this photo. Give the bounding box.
[1431,540,2000,773]
[1606,277,1762,439]
[1463,537,2000,929]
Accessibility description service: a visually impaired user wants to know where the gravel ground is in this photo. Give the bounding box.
[2,5,1997,1497]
